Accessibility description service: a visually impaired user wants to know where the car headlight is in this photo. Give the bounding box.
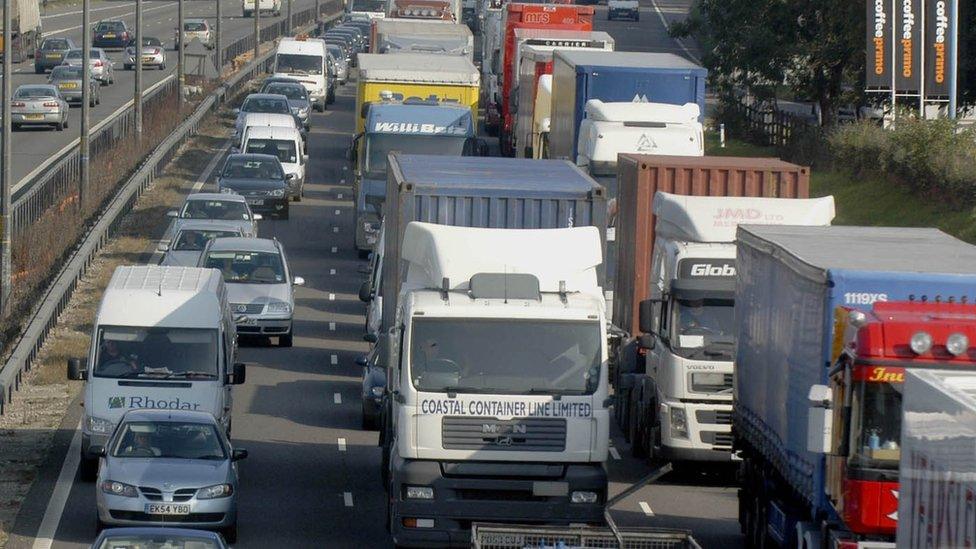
[405,486,434,500]
[271,188,285,197]
[197,483,234,499]
[101,480,138,498]
[88,415,114,434]
[298,107,309,117]
[670,407,688,439]
[266,302,292,314]
[370,386,385,397]
[571,491,598,504]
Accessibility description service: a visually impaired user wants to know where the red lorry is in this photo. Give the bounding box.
[496,3,594,156]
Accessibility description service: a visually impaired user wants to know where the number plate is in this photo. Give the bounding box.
[24,114,44,121]
[142,57,154,63]
[103,33,116,38]
[59,83,78,89]
[237,316,257,325]
[145,503,191,515]
[247,198,264,206]
[47,54,61,59]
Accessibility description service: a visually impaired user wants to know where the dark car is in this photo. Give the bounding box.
[359,335,388,430]
[93,20,132,49]
[35,37,77,73]
[217,154,294,220]
[90,527,228,549]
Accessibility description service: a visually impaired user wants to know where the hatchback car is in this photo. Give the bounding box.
[325,44,348,85]
[91,527,228,549]
[177,19,215,50]
[124,37,166,70]
[10,85,69,131]
[359,335,387,430]
[94,409,247,542]
[35,37,77,73]
[167,193,261,239]
[217,154,294,219]
[49,65,100,106]
[198,237,304,346]
[63,48,115,85]
[233,93,301,142]
[93,20,131,49]
[259,81,311,130]
[160,220,245,267]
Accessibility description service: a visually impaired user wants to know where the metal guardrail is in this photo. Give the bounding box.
[0,2,344,414]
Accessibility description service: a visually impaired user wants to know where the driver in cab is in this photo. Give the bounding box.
[99,340,139,375]
[121,430,161,457]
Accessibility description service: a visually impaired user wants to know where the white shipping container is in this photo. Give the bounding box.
[898,370,976,549]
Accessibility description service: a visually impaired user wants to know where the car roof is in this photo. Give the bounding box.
[186,17,208,23]
[186,192,247,203]
[17,84,58,91]
[207,237,279,253]
[244,125,302,140]
[245,93,289,101]
[121,408,221,423]
[174,220,247,232]
[226,153,281,163]
[96,527,223,540]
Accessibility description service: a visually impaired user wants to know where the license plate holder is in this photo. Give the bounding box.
[142,57,154,63]
[247,198,264,206]
[24,114,44,121]
[145,503,191,515]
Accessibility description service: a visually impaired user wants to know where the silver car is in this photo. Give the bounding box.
[167,193,262,240]
[124,36,167,70]
[63,48,115,85]
[325,44,348,85]
[94,409,247,542]
[199,237,304,347]
[177,19,216,50]
[48,65,100,106]
[160,220,246,267]
[10,85,69,131]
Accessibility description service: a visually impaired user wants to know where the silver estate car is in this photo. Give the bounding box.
[198,237,304,347]
[94,409,247,542]
[124,36,167,70]
[10,85,69,131]
[48,65,100,106]
[159,220,246,267]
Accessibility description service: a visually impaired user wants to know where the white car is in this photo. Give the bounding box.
[607,0,639,20]
[241,125,307,201]
[242,0,281,17]
[160,220,246,267]
[198,237,304,347]
[124,36,167,70]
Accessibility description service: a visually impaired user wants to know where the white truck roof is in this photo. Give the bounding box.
[653,192,836,243]
[584,99,700,124]
[242,113,297,129]
[97,266,226,329]
[276,36,327,54]
[242,125,302,141]
[401,222,602,295]
[357,53,480,85]
[374,18,471,33]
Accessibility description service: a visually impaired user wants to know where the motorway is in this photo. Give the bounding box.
[6,0,744,547]
[4,0,325,191]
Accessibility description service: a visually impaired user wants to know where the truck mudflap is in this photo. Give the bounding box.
[471,523,701,548]
[389,453,607,548]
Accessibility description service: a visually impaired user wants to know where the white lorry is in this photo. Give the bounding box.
[575,100,704,176]
[607,0,638,21]
[636,193,835,463]
[383,222,609,547]
[67,266,245,479]
[898,370,976,548]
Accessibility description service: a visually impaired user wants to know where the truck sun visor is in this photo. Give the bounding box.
[469,273,541,301]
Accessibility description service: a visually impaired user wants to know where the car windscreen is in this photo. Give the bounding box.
[15,87,57,99]
[365,133,467,179]
[97,533,221,549]
[221,158,284,179]
[141,37,163,47]
[174,229,239,251]
[64,49,100,59]
[242,97,291,114]
[184,22,208,31]
[41,38,70,50]
[51,66,83,79]
[180,199,251,221]
[93,326,219,379]
[265,84,307,100]
[96,22,124,31]
[410,318,602,394]
[275,53,323,75]
[246,139,298,164]
[111,421,226,460]
[203,251,286,284]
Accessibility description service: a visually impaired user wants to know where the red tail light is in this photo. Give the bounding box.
[11,102,25,107]
[43,101,59,107]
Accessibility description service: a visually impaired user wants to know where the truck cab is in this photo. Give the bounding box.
[806,302,976,547]
[384,222,609,547]
[272,37,329,112]
[348,98,479,256]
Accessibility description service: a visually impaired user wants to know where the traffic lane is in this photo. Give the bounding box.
[228,83,389,547]
[591,0,698,59]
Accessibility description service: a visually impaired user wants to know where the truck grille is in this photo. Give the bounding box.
[696,410,733,425]
[441,417,566,452]
[689,373,734,394]
[700,431,734,449]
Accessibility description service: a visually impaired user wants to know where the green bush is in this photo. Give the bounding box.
[829,119,976,205]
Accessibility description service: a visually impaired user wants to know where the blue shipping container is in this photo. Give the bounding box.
[734,225,976,519]
[548,50,707,162]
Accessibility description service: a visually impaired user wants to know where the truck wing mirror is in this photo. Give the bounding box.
[363,333,378,343]
[638,299,662,333]
[356,355,369,366]
[359,280,373,302]
[806,384,833,454]
[230,362,247,385]
[88,445,107,458]
[67,357,88,381]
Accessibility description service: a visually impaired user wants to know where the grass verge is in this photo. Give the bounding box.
[704,131,976,243]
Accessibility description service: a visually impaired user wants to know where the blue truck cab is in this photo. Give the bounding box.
[348,98,480,257]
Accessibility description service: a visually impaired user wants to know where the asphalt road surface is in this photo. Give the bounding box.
[6,1,743,547]
[4,0,326,191]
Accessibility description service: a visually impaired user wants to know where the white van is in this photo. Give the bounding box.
[273,37,329,112]
[242,0,281,17]
[67,266,245,480]
[236,112,307,154]
[242,125,308,201]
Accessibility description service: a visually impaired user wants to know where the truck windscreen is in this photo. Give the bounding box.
[365,134,467,179]
[669,298,734,360]
[275,53,323,75]
[410,318,601,395]
[93,327,218,380]
[849,379,903,471]
[350,0,387,11]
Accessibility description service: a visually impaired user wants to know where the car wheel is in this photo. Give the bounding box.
[95,518,106,534]
[279,327,293,347]
[362,403,377,430]
[89,98,96,107]
[280,205,290,220]
[79,454,98,481]
[56,121,64,131]
[63,117,69,129]
[95,94,100,105]
[160,63,165,70]
[11,124,20,132]
[221,523,238,544]
[358,248,370,260]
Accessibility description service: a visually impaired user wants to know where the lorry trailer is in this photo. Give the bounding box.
[370,18,473,59]
[0,0,41,63]
[733,225,976,548]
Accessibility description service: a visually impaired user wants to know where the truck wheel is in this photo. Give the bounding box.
[629,393,646,458]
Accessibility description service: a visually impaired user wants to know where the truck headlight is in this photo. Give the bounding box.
[571,491,598,504]
[405,486,434,500]
[197,483,234,499]
[88,415,114,434]
[689,372,729,393]
[271,188,285,197]
[101,480,138,498]
[266,302,292,314]
[670,407,688,439]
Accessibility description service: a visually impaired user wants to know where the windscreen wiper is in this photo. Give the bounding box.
[166,371,218,379]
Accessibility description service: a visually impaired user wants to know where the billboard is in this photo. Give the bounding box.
[895,0,922,93]
[924,0,954,98]
[866,0,892,90]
